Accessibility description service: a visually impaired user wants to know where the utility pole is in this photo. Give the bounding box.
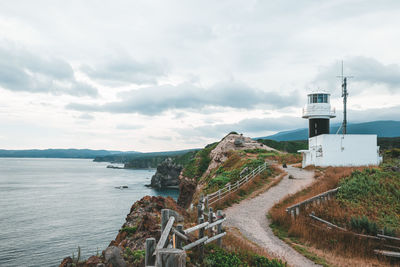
[337,61,352,135]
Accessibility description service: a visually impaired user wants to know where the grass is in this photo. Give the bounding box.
[182,142,219,180]
[268,159,400,266]
[203,244,286,267]
[211,167,282,211]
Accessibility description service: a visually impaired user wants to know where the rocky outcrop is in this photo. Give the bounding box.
[59,196,186,267]
[150,158,182,189]
[177,175,197,209]
[104,246,126,267]
[205,133,276,176]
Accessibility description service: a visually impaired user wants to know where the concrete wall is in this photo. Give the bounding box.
[300,134,382,167]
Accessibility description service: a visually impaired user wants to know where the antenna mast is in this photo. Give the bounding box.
[337,61,352,134]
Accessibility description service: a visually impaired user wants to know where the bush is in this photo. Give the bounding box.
[120,226,137,236]
[204,248,243,266]
[350,216,378,235]
[209,175,231,188]
[204,245,285,267]
[124,248,145,263]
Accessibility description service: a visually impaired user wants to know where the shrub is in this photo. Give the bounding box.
[120,226,137,236]
[124,248,145,263]
[209,175,231,188]
[350,216,378,235]
[204,248,243,266]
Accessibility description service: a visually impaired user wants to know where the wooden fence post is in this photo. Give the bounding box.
[199,217,205,262]
[176,224,184,249]
[197,204,203,224]
[156,248,186,267]
[218,189,221,201]
[216,210,223,247]
[161,209,170,233]
[145,238,156,266]
[208,208,214,236]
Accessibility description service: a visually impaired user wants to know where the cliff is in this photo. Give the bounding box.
[60,196,187,267]
[149,158,182,189]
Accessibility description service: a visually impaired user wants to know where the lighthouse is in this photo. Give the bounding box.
[302,91,336,138]
[298,90,382,167]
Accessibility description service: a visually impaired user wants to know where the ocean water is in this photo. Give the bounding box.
[0,158,179,267]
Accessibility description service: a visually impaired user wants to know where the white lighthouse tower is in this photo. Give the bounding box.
[302,91,336,138]
[299,88,382,167]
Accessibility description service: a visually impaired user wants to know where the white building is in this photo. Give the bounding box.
[299,91,382,167]
[299,134,382,167]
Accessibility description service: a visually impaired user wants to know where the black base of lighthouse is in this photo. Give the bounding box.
[309,119,330,138]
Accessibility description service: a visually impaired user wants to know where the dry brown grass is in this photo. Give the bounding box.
[268,153,302,164]
[269,166,398,266]
[223,227,273,259]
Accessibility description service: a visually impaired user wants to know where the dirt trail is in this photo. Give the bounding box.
[224,165,320,267]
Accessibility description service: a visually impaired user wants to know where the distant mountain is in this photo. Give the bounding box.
[0,149,139,159]
[258,120,400,141]
[94,149,199,164]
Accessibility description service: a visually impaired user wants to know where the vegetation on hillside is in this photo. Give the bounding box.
[268,150,400,265]
[182,142,219,179]
[201,244,285,267]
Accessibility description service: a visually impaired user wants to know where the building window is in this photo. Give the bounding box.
[309,94,329,103]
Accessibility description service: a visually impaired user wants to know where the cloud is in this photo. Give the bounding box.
[116,124,144,130]
[314,57,400,95]
[77,113,94,120]
[178,116,307,139]
[0,45,98,96]
[67,81,300,115]
[81,55,167,85]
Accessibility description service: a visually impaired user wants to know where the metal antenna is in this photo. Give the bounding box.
[336,61,353,134]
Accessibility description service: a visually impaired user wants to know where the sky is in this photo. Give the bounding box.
[0,0,400,152]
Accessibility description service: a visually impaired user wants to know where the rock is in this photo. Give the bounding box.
[177,176,197,209]
[96,264,105,267]
[104,246,126,267]
[205,133,276,176]
[59,257,73,267]
[150,158,182,189]
[391,166,400,172]
[86,255,101,266]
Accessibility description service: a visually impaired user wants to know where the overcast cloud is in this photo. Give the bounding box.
[0,44,98,96]
[67,81,299,115]
[0,1,400,151]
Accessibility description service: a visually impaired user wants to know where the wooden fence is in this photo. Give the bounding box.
[205,162,268,206]
[145,207,225,267]
[286,187,340,219]
[286,188,400,259]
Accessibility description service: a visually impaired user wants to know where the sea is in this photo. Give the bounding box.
[0,158,179,267]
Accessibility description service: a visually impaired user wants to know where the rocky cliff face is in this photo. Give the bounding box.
[150,158,182,189]
[59,196,186,267]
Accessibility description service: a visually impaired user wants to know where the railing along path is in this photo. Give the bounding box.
[205,161,268,206]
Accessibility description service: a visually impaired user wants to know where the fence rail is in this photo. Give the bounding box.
[286,187,340,218]
[145,207,225,267]
[205,162,268,206]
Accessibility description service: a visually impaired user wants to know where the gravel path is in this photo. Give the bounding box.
[224,165,320,267]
